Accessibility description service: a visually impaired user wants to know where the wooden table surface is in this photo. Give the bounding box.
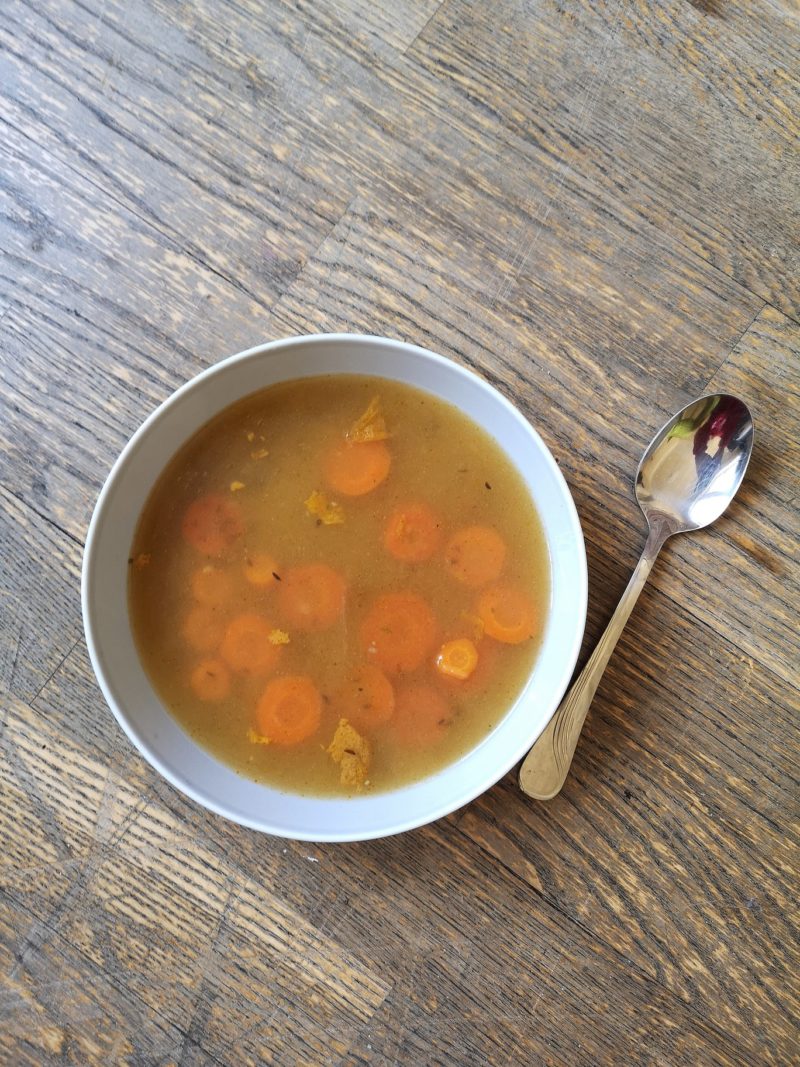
[2,1,798,1063]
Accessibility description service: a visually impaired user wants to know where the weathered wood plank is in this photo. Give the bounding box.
[258,0,445,53]
[589,0,800,144]
[6,0,783,333]
[0,487,82,705]
[2,0,797,1063]
[0,890,187,1065]
[30,595,800,1060]
[2,689,769,1065]
[0,118,277,542]
[0,0,351,309]
[649,304,799,686]
[269,184,763,402]
[2,693,391,1060]
[407,0,800,317]
[458,586,799,1061]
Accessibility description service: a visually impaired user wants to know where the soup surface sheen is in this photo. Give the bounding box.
[129,375,550,796]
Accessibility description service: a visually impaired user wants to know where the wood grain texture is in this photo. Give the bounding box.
[0,488,82,705]
[458,591,799,1058]
[1,0,798,1063]
[408,0,800,317]
[649,304,799,686]
[0,116,273,542]
[1,688,779,1066]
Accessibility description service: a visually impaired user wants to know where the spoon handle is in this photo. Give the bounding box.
[519,524,667,800]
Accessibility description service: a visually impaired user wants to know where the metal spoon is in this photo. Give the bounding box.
[519,393,754,801]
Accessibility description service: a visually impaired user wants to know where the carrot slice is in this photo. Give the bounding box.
[392,683,453,746]
[360,591,438,675]
[190,658,231,702]
[435,638,479,681]
[440,636,500,693]
[220,613,282,674]
[444,525,507,587]
[324,439,391,496]
[333,665,395,732]
[182,605,226,652]
[255,675,322,746]
[277,563,346,632]
[181,494,244,556]
[477,584,537,644]
[191,565,233,606]
[243,551,278,588]
[383,502,443,563]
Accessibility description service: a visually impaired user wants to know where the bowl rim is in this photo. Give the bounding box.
[82,332,587,840]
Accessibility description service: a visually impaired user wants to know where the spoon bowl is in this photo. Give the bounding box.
[519,392,754,801]
[636,394,754,534]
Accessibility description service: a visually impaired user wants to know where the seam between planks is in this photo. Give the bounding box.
[699,299,768,386]
[764,300,800,328]
[401,1,449,57]
[0,485,84,551]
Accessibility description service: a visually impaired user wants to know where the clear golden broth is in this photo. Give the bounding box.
[128,375,550,796]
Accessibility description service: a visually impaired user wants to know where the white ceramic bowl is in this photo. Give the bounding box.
[83,335,586,841]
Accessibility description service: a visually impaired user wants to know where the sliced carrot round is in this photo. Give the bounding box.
[324,439,391,496]
[182,605,226,652]
[392,683,453,746]
[435,638,479,681]
[333,665,395,733]
[243,551,278,588]
[191,565,233,606]
[181,494,244,556]
[277,563,346,632]
[477,584,537,644]
[440,636,500,693]
[360,591,438,675]
[190,658,231,702]
[383,502,443,562]
[255,675,322,746]
[444,525,507,587]
[220,613,281,674]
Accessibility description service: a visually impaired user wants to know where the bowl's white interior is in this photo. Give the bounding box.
[82,335,587,841]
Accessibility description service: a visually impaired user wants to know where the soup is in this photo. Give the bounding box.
[128,375,550,796]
